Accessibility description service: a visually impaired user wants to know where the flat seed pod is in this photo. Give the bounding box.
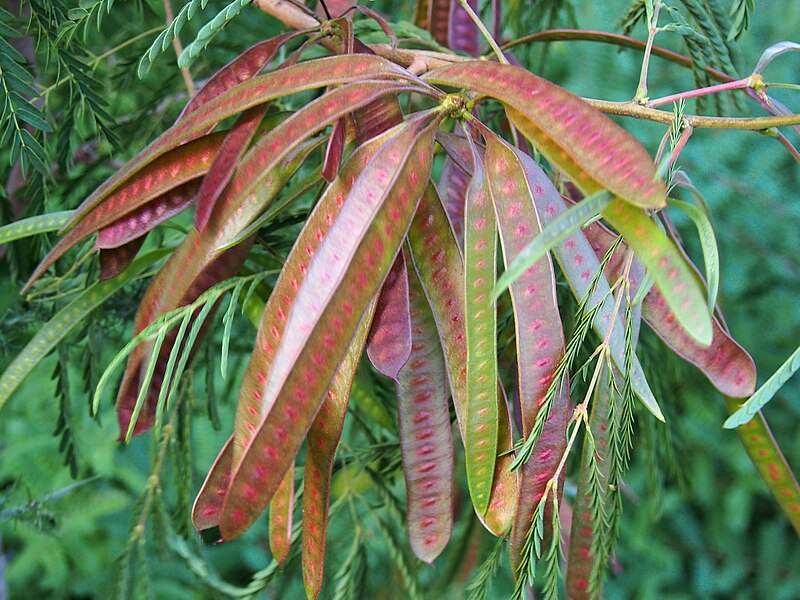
[423,61,667,209]
[367,253,412,380]
[217,114,436,540]
[25,133,225,290]
[579,215,755,398]
[407,185,517,535]
[97,180,200,249]
[67,55,423,228]
[483,133,568,569]
[269,464,294,565]
[397,255,454,563]
[463,142,499,515]
[302,306,375,599]
[503,145,664,420]
[99,237,146,281]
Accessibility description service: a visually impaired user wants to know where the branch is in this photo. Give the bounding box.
[587,99,800,131]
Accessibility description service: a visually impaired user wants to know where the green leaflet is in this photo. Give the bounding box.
[463,141,499,516]
[0,210,73,245]
[668,197,719,313]
[724,345,800,428]
[0,249,170,412]
[493,190,613,299]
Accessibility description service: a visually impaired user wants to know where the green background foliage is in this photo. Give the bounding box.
[1,0,798,597]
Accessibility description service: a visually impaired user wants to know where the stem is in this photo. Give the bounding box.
[635,1,662,101]
[586,99,800,130]
[648,77,753,109]
[456,0,508,64]
[163,0,196,96]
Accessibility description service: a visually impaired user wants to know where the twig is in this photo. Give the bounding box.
[163,0,196,96]
[635,0,662,101]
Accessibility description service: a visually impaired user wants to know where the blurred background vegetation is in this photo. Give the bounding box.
[1,0,798,598]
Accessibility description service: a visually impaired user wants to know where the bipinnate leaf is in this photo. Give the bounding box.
[230,126,404,466]
[69,55,423,227]
[724,397,800,535]
[25,133,226,290]
[179,32,305,118]
[397,256,454,563]
[0,250,170,413]
[463,142,499,515]
[99,237,146,280]
[302,305,375,600]
[503,145,663,421]
[565,369,615,599]
[96,180,201,249]
[423,61,667,209]
[217,113,437,540]
[116,237,253,437]
[483,133,568,569]
[602,200,712,347]
[580,217,755,398]
[367,253,412,380]
[407,185,518,535]
[724,345,800,428]
[196,106,266,232]
[269,464,294,565]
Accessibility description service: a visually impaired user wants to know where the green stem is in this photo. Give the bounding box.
[635,1,663,101]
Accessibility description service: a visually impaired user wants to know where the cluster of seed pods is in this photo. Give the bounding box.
[21,13,800,598]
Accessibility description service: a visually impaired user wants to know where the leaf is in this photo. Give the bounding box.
[502,146,663,420]
[178,0,254,70]
[0,249,170,413]
[73,55,423,228]
[602,199,712,346]
[397,255,454,563]
[483,133,568,569]
[217,113,437,540]
[0,210,73,245]
[302,306,375,600]
[366,253,413,380]
[407,184,518,535]
[724,345,800,428]
[25,133,226,291]
[493,189,613,299]
[668,197,719,313]
[724,397,800,535]
[423,62,667,209]
[565,369,615,599]
[269,465,294,565]
[196,106,266,232]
